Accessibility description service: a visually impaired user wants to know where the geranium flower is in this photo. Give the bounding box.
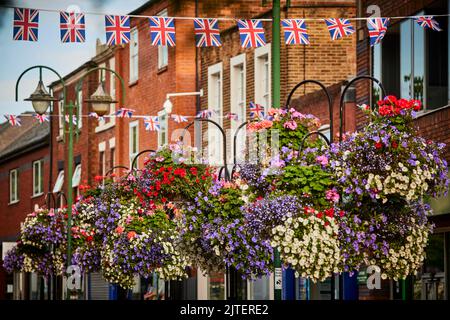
[283,120,298,130]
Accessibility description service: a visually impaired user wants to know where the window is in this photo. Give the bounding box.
[158,110,169,147]
[32,160,44,196]
[372,2,449,110]
[77,89,83,128]
[58,100,64,138]
[110,148,115,170]
[255,44,271,112]
[129,121,139,168]
[207,62,223,166]
[99,151,105,177]
[9,169,18,204]
[130,27,139,83]
[158,9,169,69]
[53,170,64,193]
[230,54,247,162]
[72,164,82,188]
[109,57,116,125]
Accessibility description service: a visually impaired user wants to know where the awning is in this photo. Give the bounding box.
[72,164,82,187]
[53,170,64,193]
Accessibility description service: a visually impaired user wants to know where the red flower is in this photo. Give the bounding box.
[316,212,324,219]
[94,175,104,182]
[115,226,124,234]
[161,197,167,203]
[127,231,137,240]
[391,140,398,149]
[190,167,198,175]
[174,168,187,178]
[375,141,383,149]
[86,235,93,242]
[339,211,345,217]
[325,208,334,218]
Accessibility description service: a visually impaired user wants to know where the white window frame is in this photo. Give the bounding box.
[99,141,106,178]
[9,169,19,204]
[109,137,116,170]
[158,9,169,69]
[109,57,116,126]
[129,27,139,83]
[58,100,64,138]
[207,62,223,166]
[72,164,82,188]
[53,170,64,193]
[230,54,246,162]
[254,43,271,112]
[129,121,139,168]
[158,110,169,147]
[77,89,83,129]
[32,159,44,197]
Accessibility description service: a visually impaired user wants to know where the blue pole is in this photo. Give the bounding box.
[282,268,296,300]
[343,272,359,300]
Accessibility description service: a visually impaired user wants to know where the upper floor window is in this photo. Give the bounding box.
[130,27,139,83]
[207,62,223,166]
[109,57,116,124]
[158,110,169,147]
[129,121,139,168]
[77,89,83,129]
[158,9,169,69]
[230,54,246,162]
[372,1,449,110]
[33,159,44,196]
[255,44,271,111]
[9,168,18,204]
[58,100,64,138]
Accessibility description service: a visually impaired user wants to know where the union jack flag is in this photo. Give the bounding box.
[65,115,78,125]
[105,15,131,45]
[171,114,188,123]
[60,11,86,43]
[194,18,221,47]
[13,8,39,41]
[144,116,160,131]
[149,17,176,46]
[4,115,21,126]
[415,16,442,31]
[237,20,266,48]
[225,113,239,121]
[367,18,389,46]
[324,18,355,40]
[281,19,309,45]
[116,108,135,118]
[34,114,49,123]
[249,102,265,119]
[197,110,214,119]
[88,112,104,121]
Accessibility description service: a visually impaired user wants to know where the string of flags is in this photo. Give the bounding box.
[10,7,445,47]
[2,103,269,128]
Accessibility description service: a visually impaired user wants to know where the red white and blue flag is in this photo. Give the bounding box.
[281,19,309,45]
[367,18,389,46]
[237,19,266,48]
[60,12,86,43]
[144,116,160,131]
[194,18,221,47]
[105,15,131,45]
[34,113,49,123]
[4,115,21,126]
[415,16,442,31]
[65,115,78,125]
[13,8,39,41]
[249,102,265,119]
[149,17,176,46]
[171,114,188,123]
[225,113,239,121]
[116,108,135,118]
[324,18,355,40]
[197,110,214,119]
[88,112,104,121]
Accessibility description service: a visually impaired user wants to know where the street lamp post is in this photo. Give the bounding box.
[15,65,66,300]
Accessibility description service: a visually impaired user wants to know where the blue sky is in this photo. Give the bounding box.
[0,0,148,121]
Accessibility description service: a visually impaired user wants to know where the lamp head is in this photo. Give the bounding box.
[163,98,173,114]
[84,83,117,116]
[24,80,57,115]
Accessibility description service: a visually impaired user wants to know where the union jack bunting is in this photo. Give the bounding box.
[367,18,389,46]
[249,102,265,119]
[415,16,442,31]
[171,114,188,123]
[34,113,49,123]
[324,18,355,40]
[225,113,239,121]
[237,19,266,48]
[105,15,131,45]
[4,115,21,126]
[65,115,78,125]
[281,19,309,45]
[60,11,86,43]
[197,110,214,119]
[193,18,221,47]
[13,8,39,41]
[144,116,160,131]
[88,112,99,118]
[149,17,176,46]
[116,108,135,118]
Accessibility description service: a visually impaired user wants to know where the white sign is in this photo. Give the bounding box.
[274,268,282,290]
[2,242,16,260]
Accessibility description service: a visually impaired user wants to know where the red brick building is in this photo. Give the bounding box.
[355,0,450,300]
[0,115,50,299]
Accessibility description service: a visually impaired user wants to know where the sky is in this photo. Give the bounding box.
[0,0,149,123]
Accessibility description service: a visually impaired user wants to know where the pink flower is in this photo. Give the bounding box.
[115,226,124,234]
[283,120,298,130]
[155,156,165,162]
[316,155,329,166]
[326,189,340,203]
[47,209,55,217]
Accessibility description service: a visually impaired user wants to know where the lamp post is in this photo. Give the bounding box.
[15,65,66,300]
